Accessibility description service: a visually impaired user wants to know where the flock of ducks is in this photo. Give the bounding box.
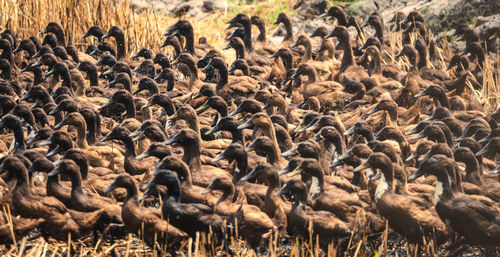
[0,4,499,256]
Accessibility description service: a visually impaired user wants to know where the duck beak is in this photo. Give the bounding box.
[205,125,219,136]
[53,119,67,129]
[237,119,253,130]
[456,34,465,41]
[411,131,426,140]
[313,133,323,142]
[39,138,52,146]
[99,98,114,110]
[475,146,488,156]
[132,132,146,142]
[100,133,114,142]
[368,172,382,181]
[293,122,306,133]
[129,129,141,138]
[344,126,355,136]
[141,178,156,192]
[43,68,55,80]
[212,152,226,162]
[102,67,114,75]
[286,167,302,177]
[163,136,178,146]
[132,88,141,95]
[245,143,256,152]
[222,44,231,50]
[167,112,178,121]
[13,46,21,53]
[103,183,117,194]
[240,170,257,182]
[195,102,209,114]
[47,167,61,177]
[201,186,213,195]
[39,29,47,35]
[100,33,110,41]
[330,159,344,168]
[136,150,150,160]
[272,19,279,25]
[361,21,369,28]
[414,91,426,98]
[158,109,167,119]
[408,168,425,182]
[367,106,379,115]
[405,153,418,162]
[304,122,320,132]
[268,52,279,59]
[319,12,329,18]
[354,161,370,172]
[273,186,288,197]
[281,148,298,157]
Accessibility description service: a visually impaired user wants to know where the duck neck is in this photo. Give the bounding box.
[339,38,355,73]
[416,46,428,70]
[12,123,26,153]
[374,24,384,43]
[1,65,11,80]
[215,65,229,91]
[282,19,294,42]
[122,136,137,157]
[186,116,201,138]
[32,68,43,86]
[256,23,266,42]
[114,33,126,60]
[87,67,99,87]
[234,44,247,60]
[231,129,245,145]
[242,21,254,53]
[166,178,182,203]
[374,172,392,202]
[183,141,202,173]
[53,29,66,46]
[368,53,382,76]
[262,124,281,158]
[303,68,318,85]
[0,48,13,66]
[464,156,483,185]
[124,100,136,119]
[232,156,248,183]
[141,106,152,121]
[69,171,84,195]
[216,185,235,209]
[301,39,313,63]
[125,182,139,200]
[74,121,89,149]
[434,174,454,204]
[60,70,72,88]
[166,75,175,91]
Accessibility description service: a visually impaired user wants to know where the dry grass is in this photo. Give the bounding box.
[0,0,498,256]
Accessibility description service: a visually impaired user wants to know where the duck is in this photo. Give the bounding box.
[141,169,226,241]
[274,179,351,249]
[409,157,500,248]
[0,156,106,240]
[355,153,450,244]
[103,174,188,250]
[203,57,259,101]
[48,159,122,225]
[164,128,230,187]
[453,147,500,202]
[54,112,124,168]
[28,157,72,208]
[202,176,274,248]
[100,125,154,175]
